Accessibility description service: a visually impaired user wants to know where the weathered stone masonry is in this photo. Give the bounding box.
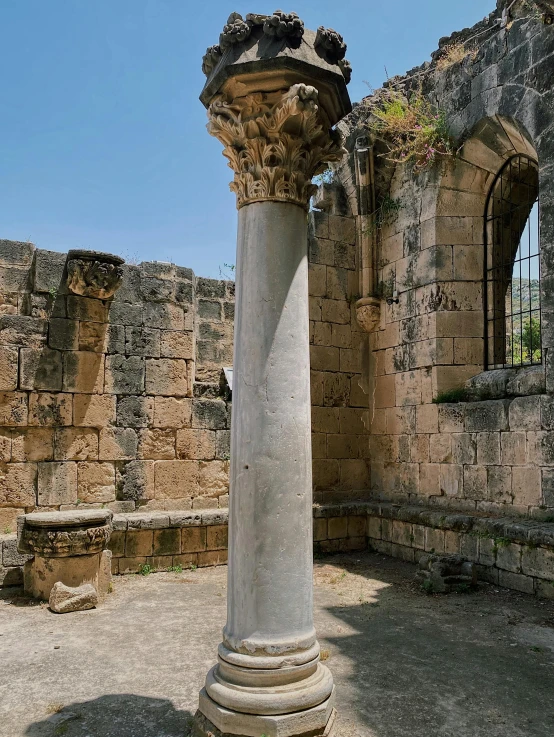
[333,1,554,522]
[0,223,367,575]
[0,241,234,537]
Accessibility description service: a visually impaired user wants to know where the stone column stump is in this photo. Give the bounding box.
[17,510,113,601]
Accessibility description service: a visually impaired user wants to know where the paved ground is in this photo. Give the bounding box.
[1,552,554,737]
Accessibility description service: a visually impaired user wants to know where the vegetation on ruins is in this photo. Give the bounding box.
[372,195,402,232]
[219,262,236,280]
[367,88,454,171]
[432,387,469,404]
[435,42,477,71]
[507,314,542,364]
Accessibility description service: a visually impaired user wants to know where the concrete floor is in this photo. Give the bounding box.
[1,552,554,737]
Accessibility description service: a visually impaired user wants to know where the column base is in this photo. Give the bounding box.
[194,688,336,737]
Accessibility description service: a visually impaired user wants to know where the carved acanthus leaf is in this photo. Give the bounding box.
[207,84,346,209]
[23,523,112,558]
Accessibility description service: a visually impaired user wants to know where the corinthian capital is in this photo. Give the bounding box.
[207,83,346,210]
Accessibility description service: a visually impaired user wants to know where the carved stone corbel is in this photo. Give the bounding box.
[66,249,125,300]
[356,296,381,333]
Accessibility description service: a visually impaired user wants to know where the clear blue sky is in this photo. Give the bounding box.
[0,0,492,278]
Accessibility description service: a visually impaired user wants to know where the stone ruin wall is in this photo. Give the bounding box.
[334,1,554,520]
[0,213,369,533]
[308,210,371,502]
[0,242,234,534]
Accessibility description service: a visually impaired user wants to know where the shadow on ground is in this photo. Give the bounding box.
[24,694,193,737]
[314,553,554,737]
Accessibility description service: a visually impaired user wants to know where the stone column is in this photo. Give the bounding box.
[195,13,351,737]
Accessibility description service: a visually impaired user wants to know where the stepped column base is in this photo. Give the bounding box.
[194,689,336,737]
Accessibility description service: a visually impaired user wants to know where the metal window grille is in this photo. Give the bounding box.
[484,154,541,369]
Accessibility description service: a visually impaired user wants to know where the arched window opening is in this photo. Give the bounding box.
[485,155,541,369]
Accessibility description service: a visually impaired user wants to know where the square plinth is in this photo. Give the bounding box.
[195,688,336,737]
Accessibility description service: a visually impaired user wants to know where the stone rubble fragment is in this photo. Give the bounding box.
[49,582,98,613]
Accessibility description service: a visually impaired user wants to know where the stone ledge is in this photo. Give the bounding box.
[112,509,229,530]
[366,501,554,547]
[365,501,554,598]
[3,502,554,598]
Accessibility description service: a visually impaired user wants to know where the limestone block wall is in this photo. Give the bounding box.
[0,241,232,533]
[309,211,371,502]
[194,277,234,385]
[0,227,370,531]
[336,9,554,518]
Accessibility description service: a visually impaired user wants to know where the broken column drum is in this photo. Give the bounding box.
[18,510,113,601]
[196,11,351,737]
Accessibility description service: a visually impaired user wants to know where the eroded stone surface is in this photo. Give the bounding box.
[49,581,98,613]
[416,553,477,594]
[66,250,124,300]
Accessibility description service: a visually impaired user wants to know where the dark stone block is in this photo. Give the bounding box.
[448,79,471,114]
[140,261,175,280]
[109,302,143,327]
[498,83,526,121]
[106,324,126,354]
[144,303,184,330]
[464,400,509,432]
[515,87,554,143]
[223,302,235,321]
[19,347,63,391]
[175,265,194,282]
[33,249,67,294]
[334,241,355,270]
[0,315,47,347]
[196,278,226,299]
[106,355,145,394]
[175,280,194,305]
[0,266,31,292]
[48,318,79,351]
[108,530,126,557]
[117,396,153,428]
[215,430,231,459]
[197,340,227,364]
[199,323,227,341]
[198,300,222,320]
[140,276,175,303]
[112,265,142,304]
[498,42,530,84]
[116,460,151,501]
[193,382,220,399]
[0,240,35,267]
[153,528,181,556]
[192,399,227,430]
[125,326,161,357]
[541,395,554,430]
[531,22,554,65]
[109,428,139,458]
